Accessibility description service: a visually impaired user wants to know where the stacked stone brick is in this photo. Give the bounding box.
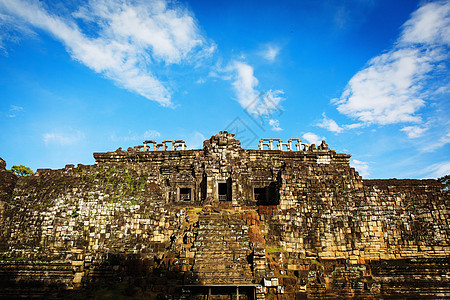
[0,131,448,299]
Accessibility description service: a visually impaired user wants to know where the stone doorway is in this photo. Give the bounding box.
[218,178,232,201]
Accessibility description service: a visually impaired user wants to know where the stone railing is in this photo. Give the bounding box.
[258,138,328,151]
[131,140,187,151]
[258,138,330,151]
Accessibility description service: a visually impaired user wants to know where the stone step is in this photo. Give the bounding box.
[195,237,249,242]
[195,241,250,247]
[194,254,249,260]
[198,221,248,228]
[195,245,248,251]
[195,252,249,258]
[197,278,254,285]
[192,213,254,285]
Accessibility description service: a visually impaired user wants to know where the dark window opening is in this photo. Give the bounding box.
[254,182,279,205]
[218,183,227,201]
[218,178,232,201]
[200,173,207,201]
[254,188,266,202]
[180,188,191,201]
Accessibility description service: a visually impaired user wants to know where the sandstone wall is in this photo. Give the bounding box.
[0,132,448,299]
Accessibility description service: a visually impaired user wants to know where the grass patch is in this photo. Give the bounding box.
[266,246,287,253]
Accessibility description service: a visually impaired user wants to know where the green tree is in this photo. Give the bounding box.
[437,175,450,190]
[10,165,34,176]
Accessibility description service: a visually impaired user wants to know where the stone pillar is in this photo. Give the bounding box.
[143,140,156,151]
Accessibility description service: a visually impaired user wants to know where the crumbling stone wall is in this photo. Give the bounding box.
[0,132,448,299]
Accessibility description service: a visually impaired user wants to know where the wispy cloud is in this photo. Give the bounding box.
[227,61,284,116]
[269,119,282,131]
[43,130,84,145]
[422,160,450,178]
[10,105,22,111]
[110,129,160,142]
[399,1,450,46]
[343,123,364,129]
[229,61,259,110]
[334,47,434,124]
[316,113,365,133]
[302,132,324,145]
[0,11,36,54]
[400,125,428,138]
[0,0,215,106]
[260,44,280,62]
[334,1,450,126]
[317,113,343,133]
[7,104,23,117]
[421,130,450,152]
[351,159,370,178]
[185,131,206,149]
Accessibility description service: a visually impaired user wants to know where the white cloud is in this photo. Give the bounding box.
[0,11,36,54]
[350,159,370,178]
[0,0,215,106]
[228,61,284,116]
[302,132,324,145]
[423,161,450,178]
[316,113,365,133]
[6,104,23,117]
[334,47,433,124]
[421,130,450,152]
[185,131,206,149]
[260,44,280,62]
[334,1,450,126]
[317,113,343,133]
[400,1,450,46]
[110,129,160,142]
[142,130,161,140]
[256,89,284,116]
[269,119,282,131]
[195,77,206,84]
[343,123,364,129]
[400,125,428,138]
[230,61,259,110]
[43,130,84,145]
[10,105,22,111]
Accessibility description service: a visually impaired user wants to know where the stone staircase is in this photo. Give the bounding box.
[0,260,74,299]
[370,258,450,298]
[191,212,254,285]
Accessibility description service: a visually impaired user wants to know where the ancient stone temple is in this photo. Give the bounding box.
[0,131,448,299]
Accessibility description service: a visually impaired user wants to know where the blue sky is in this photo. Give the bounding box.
[0,0,449,179]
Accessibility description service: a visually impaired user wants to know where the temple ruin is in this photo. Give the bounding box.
[0,131,448,299]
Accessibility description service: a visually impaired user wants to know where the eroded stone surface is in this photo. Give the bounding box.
[0,131,448,299]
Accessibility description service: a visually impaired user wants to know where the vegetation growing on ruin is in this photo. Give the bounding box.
[9,165,34,176]
[438,175,449,190]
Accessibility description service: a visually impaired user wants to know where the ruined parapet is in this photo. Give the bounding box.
[127,139,187,152]
[143,140,156,151]
[258,138,312,151]
[95,133,349,166]
[203,130,241,151]
[257,138,345,165]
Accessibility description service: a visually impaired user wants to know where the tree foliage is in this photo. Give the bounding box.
[10,165,34,177]
[437,175,450,190]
